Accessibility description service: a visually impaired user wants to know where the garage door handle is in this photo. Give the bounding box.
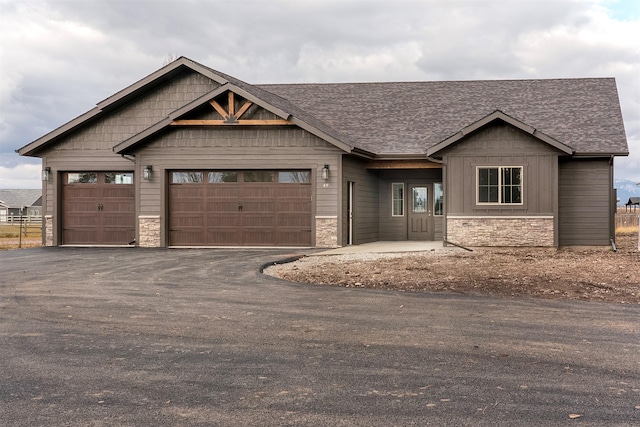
[98,203,104,211]
[238,203,243,211]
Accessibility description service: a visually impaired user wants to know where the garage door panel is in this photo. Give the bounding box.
[278,230,312,245]
[206,230,242,245]
[170,170,312,246]
[241,229,276,246]
[170,230,205,246]
[277,214,311,227]
[63,172,134,245]
[241,186,276,198]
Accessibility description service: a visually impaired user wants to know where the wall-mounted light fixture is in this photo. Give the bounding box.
[42,166,51,182]
[321,164,330,181]
[143,165,153,180]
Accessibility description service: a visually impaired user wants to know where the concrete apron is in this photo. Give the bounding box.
[315,240,447,256]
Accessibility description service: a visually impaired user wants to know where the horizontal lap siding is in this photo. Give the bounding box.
[342,157,379,245]
[558,159,612,245]
[138,126,342,246]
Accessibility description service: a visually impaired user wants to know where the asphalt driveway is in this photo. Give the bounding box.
[1,248,639,426]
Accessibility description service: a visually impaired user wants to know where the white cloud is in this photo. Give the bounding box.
[0,0,638,181]
[0,162,42,189]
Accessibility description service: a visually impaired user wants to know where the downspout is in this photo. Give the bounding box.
[609,155,615,249]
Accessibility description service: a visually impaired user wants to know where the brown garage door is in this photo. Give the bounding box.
[62,172,135,245]
[169,170,312,246]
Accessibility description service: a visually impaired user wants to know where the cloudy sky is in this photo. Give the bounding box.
[0,0,638,188]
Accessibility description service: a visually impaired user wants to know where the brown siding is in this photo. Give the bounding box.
[558,158,612,246]
[442,123,560,216]
[342,156,379,245]
[38,70,220,245]
[48,71,220,152]
[136,124,344,246]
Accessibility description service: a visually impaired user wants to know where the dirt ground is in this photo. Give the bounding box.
[269,232,640,304]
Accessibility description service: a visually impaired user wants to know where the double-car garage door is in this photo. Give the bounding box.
[169,170,312,246]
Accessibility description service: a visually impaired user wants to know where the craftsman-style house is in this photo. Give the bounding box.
[18,57,628,248]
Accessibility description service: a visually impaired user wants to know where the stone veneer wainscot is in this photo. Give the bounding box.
[447,216,554,247]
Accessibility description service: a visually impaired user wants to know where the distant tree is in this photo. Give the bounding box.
[162,53,179,66]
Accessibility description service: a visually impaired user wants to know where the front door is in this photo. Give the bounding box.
[408,184,431,240]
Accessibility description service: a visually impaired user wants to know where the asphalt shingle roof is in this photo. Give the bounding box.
[0,189,42,208]
[259,78,628,155]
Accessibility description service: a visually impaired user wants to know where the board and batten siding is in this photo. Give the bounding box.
[441,123,560,216]
[136,125,344,246]
[558,158,613,246]
[342,156,380,245]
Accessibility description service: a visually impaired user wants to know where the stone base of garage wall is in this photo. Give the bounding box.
[447,216,554,247]
[139,216,161,248]
[316,216,338,248]
[45,215,53,247]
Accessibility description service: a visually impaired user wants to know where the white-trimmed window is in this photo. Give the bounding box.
[477,167,523,204]
[392,183,404,216]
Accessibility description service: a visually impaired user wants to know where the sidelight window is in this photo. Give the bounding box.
[392,183,404,216]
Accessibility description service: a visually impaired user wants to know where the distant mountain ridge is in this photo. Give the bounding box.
[615,179,640,206]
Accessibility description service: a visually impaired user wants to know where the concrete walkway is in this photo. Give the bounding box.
[315,240,449,255]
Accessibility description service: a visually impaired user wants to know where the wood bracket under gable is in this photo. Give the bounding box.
[171,91,293,126]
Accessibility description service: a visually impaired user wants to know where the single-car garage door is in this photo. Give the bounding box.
[62,172,135,245]
[169,170,312,246]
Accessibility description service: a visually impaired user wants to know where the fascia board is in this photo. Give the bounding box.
[287,117,353,153]
[167,85,230,120]
[17,108,102,156]
[228,85,291,120]
[97,58,228,110]
[572,151,629,157]
[427,110,574,156]
[113,119,170,154]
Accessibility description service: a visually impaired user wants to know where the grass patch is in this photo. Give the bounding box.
[616,226,639,234]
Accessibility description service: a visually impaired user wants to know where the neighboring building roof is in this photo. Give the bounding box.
[627,197,640,205]
[0,189,42,209]
[18,57,629,158]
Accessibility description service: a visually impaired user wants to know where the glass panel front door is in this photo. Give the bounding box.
[408,185,431,240]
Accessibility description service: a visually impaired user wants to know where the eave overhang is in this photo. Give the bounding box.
[17,57,230,157]
[426,110,575,158]
[114,82,359,155]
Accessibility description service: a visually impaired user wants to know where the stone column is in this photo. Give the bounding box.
[44,215,53,246]
[315,216,338,248]
[139,216,161,247]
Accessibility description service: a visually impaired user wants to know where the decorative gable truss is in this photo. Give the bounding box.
[171,90,294,127]
[114,82,359,155]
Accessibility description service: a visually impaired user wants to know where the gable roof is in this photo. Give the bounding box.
[426,110,574,157]
[0,189,42,208]
[261,78,628,156]
[113,81,362,155]
[17,57,231,157]
[18,57,629,158]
